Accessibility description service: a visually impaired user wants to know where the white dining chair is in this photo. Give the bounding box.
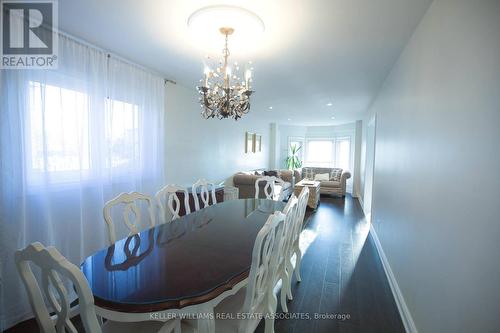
[274,195,299,313]
[212,211,286,333]
[192,179,217,211]
[290,186,310,283]
[255,176,286,201]
[15,242,180,333]
[155,185,190,224]
[103,191,155,244]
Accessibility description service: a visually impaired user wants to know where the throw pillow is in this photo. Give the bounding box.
[330,169,342,182]
[314,173,330,181]
[303,168,315,180]
[263,170,280,178]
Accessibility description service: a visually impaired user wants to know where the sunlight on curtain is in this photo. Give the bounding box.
[27,81,91,184]
[0,34,165,330]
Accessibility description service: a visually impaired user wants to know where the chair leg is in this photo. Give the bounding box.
[269,286,278,316]
[280,273,290,313]
[159,319,181,333]
[264,315,276,333]
[285,259,294,300]
[294,246,303,283]
[266,290,277,333]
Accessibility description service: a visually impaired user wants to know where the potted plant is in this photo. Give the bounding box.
[285,143,302,170]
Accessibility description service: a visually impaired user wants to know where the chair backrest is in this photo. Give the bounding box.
[283,194,299,216]
[255,176,286,200]
[293,187,310,245]
[15,242,101,333]
[281,196,299,266]
[241,211,286,331]
[155,185,190,223]
[103,191,155,244]
[192,179,217,211]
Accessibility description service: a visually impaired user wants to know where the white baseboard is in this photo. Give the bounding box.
[369,224,418,333]
[357,195,364,211]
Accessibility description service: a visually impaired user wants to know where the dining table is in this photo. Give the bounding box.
[81,198,286,333]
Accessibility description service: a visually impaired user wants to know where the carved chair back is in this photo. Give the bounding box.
[255,176,286,201]
[240,211,286,332]
[15,242,101,333]
[103,191,155,244]
[192,179,217,211]
[155,185,190,223]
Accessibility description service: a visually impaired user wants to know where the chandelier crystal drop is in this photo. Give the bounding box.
[197,27,254,120]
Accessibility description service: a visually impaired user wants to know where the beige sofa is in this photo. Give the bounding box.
[232,169,300,200]
[299,167,351,197]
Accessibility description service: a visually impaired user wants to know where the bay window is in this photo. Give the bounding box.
[304,137,352,171]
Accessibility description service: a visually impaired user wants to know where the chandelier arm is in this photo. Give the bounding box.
[197,27,253,120]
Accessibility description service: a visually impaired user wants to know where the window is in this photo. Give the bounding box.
[28,81,91,173]
[335,137,351,171]
[105,99,139,169]
[304,137,352,170]
[305,140,334,167]
[26,80,140,184]
[287,136,305,164]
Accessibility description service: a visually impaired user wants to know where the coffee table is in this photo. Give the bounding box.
[294,179,321,209]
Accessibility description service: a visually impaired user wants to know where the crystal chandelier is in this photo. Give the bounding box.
[197,27,254,120]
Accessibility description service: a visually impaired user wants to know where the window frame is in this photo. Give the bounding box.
[24,79,142,188]
[304,137,336,167]
[287,136,305,164]
[334,136,352,171]
[304,136,353,170]
[24,80,94,186]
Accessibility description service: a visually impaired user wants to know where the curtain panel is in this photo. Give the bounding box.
[0,34,166,330]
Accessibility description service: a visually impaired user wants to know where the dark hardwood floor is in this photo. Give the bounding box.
[255,195,405,333]
[6,195,404,333]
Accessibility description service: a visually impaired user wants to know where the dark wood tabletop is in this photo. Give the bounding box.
[81,198,286,313]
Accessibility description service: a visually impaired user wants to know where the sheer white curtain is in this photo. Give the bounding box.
[0,34,165,330]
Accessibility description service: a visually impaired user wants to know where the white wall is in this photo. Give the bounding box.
[269,123,279,169]
[353,120,362,198]
[361,115,376,218]
[362,0,500,332]
[164,83,271,185]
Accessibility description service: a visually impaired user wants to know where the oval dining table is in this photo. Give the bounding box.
[81,198,286,333]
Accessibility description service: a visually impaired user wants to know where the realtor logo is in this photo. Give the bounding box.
[1,0,58,68]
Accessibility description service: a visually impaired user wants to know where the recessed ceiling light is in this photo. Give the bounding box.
[326,102,333,107]
[287,118,291,121]
[268,106,273,110]
[331,116,336,119]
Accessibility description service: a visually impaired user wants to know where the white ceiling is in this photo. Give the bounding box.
[59,0,432,125]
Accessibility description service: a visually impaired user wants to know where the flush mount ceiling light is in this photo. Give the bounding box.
[187,5,265,43]
[188,5,265,120]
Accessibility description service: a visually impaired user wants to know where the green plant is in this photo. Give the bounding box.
[285,143,302,170]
